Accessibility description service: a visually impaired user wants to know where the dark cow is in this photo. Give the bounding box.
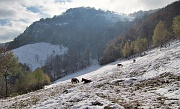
[117,63,123,67]
[81,78,92,84]
[71,78,79,84]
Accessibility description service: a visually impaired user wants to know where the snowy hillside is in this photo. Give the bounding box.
[12,43,68,71]
[0,40,180,109]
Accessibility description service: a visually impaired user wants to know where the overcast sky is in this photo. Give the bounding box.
[0,0,178,43]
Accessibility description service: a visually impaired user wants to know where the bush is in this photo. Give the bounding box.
[44,74,51,85]
[15,68,51,94]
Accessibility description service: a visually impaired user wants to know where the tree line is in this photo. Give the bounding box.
[100,15,180,65]
[121,15,180,58]
[0,48,51,98]
[42,47,91,81]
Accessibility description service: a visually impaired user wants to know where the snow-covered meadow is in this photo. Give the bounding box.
[12,43,68,71]
[0,41,180,109]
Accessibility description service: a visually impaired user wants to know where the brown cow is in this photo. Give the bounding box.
[117,63,123,67]
[82,78,92,84]
[71,78,79,84]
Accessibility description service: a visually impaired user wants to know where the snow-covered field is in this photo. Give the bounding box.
[12,43,68,71]
[1,41,180,109]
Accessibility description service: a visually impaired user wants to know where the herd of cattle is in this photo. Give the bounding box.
[71,59,136,84]
[71,78,92,84]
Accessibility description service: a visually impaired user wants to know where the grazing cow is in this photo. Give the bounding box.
[71,78,79,84]
[117,63,123,67]
[133,59,136,63]
[81,78,92,84]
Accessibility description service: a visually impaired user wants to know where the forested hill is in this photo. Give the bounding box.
[7,7,132,57]
[100,0,180,65]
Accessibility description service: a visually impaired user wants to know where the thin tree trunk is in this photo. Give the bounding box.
[4,74,8,98]
[0,78,4,98]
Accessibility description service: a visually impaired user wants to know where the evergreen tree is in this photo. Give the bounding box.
[52,55,62,75]
[15,72,30,93]
[152,21,170,47]
[173,15,180,39]
[84,48,91,66]
[0,47,20,98]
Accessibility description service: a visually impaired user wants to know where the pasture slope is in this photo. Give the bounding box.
[0,40,180,109]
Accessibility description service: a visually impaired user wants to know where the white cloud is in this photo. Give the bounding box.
[139,0,176,9]
[0,25,20,42]
[0,1,41,43]
[0,0,71,43]
[66,0,138,13]
[0,0,178,43]
[67,0,178,13]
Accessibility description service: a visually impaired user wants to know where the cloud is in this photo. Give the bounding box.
[0,0,71,43]
[0,25,21,42]
[67,0,178,13]
[0,0,178,43]
[0,0,41,43]
[138,0,177,9]
[0,8,16,18]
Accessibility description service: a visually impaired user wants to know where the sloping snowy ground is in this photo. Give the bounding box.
[0,41,180,109]
[12,43,68,71]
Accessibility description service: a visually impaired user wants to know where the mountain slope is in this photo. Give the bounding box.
[100,0,180,65]
[134,0,180,40]
[8,7,132,58]
[8,7,133,78]
[12,43,67,71]
[1,40,179,109]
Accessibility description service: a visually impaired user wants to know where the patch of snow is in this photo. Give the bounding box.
[156,85,180,99]
[12,42,68,71]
